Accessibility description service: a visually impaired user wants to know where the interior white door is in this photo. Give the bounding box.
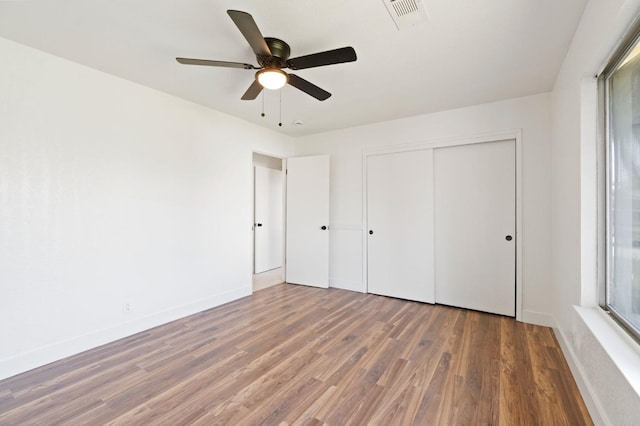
[286,155,330,287]
[367,149,435,303]
[434,139,516,316]
[254,166,284,274]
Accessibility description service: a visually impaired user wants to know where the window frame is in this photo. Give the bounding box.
[598,17,640,343]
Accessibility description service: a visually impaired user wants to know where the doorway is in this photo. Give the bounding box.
[252,152,285,291]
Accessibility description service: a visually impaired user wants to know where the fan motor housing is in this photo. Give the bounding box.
[258,37,290,68]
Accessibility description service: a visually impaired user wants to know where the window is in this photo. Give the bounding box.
[602,26,640,341]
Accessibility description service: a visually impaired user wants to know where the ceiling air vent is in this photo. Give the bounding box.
[382,0,429,30]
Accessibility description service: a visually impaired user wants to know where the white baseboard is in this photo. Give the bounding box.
[0,286,251,381]
[553,320,608,426]
[521,309,555,327]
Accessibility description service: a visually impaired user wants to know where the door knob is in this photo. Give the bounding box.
[256,223,262,227]
[505,235,512,241]
[369,230,374,235]
[321,225,327,230]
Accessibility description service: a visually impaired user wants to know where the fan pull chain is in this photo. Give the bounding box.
[278,90,282,127]
[261,92,265,117]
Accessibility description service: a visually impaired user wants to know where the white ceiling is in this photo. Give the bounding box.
[0,0,587,136]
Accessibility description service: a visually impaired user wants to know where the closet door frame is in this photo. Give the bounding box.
[362,130,523,321]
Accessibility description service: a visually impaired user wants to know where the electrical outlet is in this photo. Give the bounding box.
[123,300,132,313]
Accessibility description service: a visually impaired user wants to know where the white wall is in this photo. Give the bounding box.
[294,93,553,325]
[0,37,294,380]
[550,0,640,424]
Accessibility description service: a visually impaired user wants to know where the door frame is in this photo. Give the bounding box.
[362,129,523,321]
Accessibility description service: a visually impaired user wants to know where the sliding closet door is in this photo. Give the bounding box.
[434,140,516,316]
[367,149,435,303]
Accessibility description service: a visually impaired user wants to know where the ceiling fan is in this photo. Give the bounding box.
[176,10,357,101]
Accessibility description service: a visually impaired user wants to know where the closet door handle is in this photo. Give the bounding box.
[369,230,374,235]
[505,235,512,241]
[321,225,327,230]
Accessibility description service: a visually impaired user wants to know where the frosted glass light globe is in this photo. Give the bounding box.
[257,69,288,90]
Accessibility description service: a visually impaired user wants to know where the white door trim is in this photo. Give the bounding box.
[362,129,523,321]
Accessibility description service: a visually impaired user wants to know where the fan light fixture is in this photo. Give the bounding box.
[257,69,288,90]
[176,10,357,101]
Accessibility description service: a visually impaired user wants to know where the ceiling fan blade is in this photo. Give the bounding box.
[241,80,264,100]
[227,10,271,57]
[286,47,357,70]
[176,58,257,69]
[287,74,331,101]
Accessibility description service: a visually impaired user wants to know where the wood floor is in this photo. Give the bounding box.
[0,284,592,425]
